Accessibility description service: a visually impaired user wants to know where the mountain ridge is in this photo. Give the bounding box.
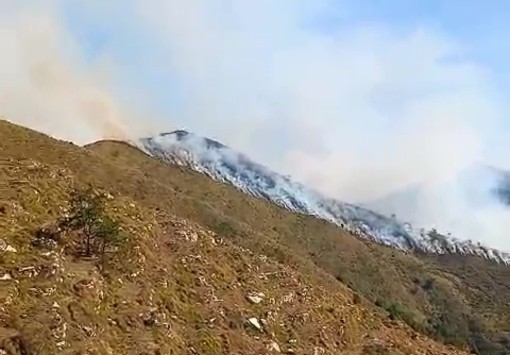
[136,130,510,264]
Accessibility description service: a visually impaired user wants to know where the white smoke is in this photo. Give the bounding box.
[0,1,141,145]
[131,1,510,251]
[1,1,509,250]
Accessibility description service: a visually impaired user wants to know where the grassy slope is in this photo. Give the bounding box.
[85,142,509,354]
[0,119,503,354]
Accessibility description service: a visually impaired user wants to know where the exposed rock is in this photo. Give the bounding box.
[18,266,38,278]
[176,229,199,243]
[260,318,269,328]
[246,291,265,304]
[0,273,12,281]
[0,239,16,253]
[313,346,326,355]
[81,325,95,337]
[267,340,281,352]
[32,224,61,249]
[282,292,295,304]
[56,340,67,348]
[247,317,263,332]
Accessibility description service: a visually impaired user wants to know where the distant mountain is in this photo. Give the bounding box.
[491,166,510,206]
[365,164,510,250]
[135,130,510,264]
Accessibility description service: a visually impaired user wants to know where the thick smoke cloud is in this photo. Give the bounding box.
[1,1,509,250]
[132,1,510,250]
[126,1,500,192]
[0,1,133,145]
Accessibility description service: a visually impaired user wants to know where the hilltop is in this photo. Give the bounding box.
[0,119,508,354]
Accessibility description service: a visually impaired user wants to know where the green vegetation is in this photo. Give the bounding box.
[66,187,125,257]
[362,343,398,355]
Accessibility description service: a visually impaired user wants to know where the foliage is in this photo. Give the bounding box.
[382,302,431,335]
[362,343,396,355]
[67,187,124,256]
[213,220,236,237]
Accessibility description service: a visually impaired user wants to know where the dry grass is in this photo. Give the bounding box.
[87,141,509,353]
[0,119,505,354]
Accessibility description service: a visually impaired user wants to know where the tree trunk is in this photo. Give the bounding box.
[85,225,91,256]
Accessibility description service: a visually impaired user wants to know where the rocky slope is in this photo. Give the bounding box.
[0,120,474,354]
[136,131,510,264]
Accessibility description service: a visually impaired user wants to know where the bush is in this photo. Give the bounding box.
[422,278,435,291]
[363,343,394,355]
[383,303,430,335]
[213,221,235,237]
[385,303,406,321]
[67,187,125,257]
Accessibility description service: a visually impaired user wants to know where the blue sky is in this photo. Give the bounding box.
[1,1,510,249]
[343,1,510,87]
[62,1,510,91]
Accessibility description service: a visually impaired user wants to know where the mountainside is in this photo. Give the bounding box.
[1,119,509,355]
[136,131,510,264]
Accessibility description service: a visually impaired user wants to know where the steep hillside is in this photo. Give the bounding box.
[1,173,456,355]
[95,138,510,354]
[0,119,507,354]
[136,131,510,264]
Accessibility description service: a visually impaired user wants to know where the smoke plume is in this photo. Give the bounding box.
[1,1,509,250]
[0,2,134,145]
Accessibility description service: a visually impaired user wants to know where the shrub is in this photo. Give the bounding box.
[363,343,394,355]
[422,278,435,291]
[213,221,235,237]
[383,303,430,334]
[385,303,406,321]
